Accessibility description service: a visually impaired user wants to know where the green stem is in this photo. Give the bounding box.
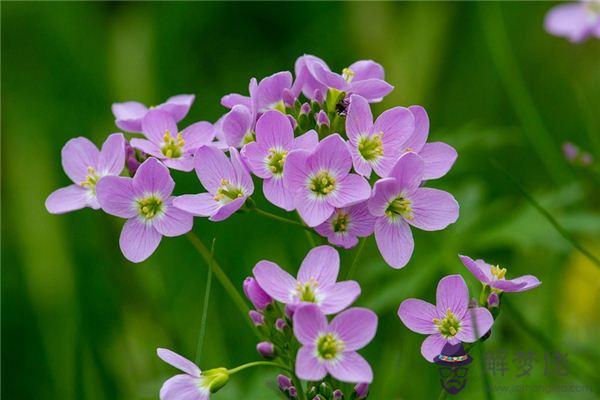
[185,232,260,339]
[477,341,494,400]
[195,239,214,364]
[437,388,448,400]
[253,207,312,232]
[492,159,600,268]
[345,237,367,280]
[227,361,292,375]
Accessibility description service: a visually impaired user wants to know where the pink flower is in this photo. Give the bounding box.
[252,245,360,315]
[283,134,371,227]
[368,152,459,269]
[459,255,541,293]
[545,1,600,43]
[96,158,193,263]
[112,94,195,133]
[293,304,377,383]
[398,275,494,362]
[46,133,126,214]
[314,202,375,249]
[173,146,254,222]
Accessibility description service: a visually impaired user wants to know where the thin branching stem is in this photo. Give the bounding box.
[195,239,215,364]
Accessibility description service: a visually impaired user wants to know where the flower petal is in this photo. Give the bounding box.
[221,93,251,109]
[160,374,207,400]
[346,95,373,141]
[295,346,327,381]
[408,188,459,231]
[436,275,469,318]
[387,152,424,191]
[141,109,178,144]
[229,147,254,194]
[153,201,194,237]
[119,218,162,263]
[419,142,457,180]
[308,134,352,178]
[133,158,175,198]
[181,121,215,151]
[326,351,373,383]
[295,190,335,227]
[163,156,195,172]
[292,130,319,152]
[61,137,100,184]
[293,304,328,345]
[398,299,438,334]
[255,110,294,149]
[544,3,592,43]
[194,145,235,193]
[456,307,494,342]
[421,334,447,362]
[372,106,414,150]
[403,105,429,152]
[319,281,361,314]
[112,101,147,133]
[329,173,371,208]
[222,105,252,147]
[209,197,246,222]
[158,94,195,123]
[348,60,384,81]
[45,185,92,214]
[253,260,296,303]
[157,348,200,377]
[374,218,414,269]
[263,177,294,211]
[493,275,541,292]
[96,176,136,218]
[349,79,393,102]
[98,133,126,175]
[459,255,492,285]
[330,308,377,351]
[368,178,401,217]
[173,193,220,217]
[130,138,164,158]
[241,141,271,179]
[282,149,310,192]
[298,245,339,286]
[256,71,292,111]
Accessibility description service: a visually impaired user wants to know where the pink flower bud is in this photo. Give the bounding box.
[315,110,330,127]
[243,277,273,310]
[487,292,500,308]
[277,374,292,391]
[256,341,275,359]
[354,382,369,399]
[275,318,287,331]
[248,310,265,326]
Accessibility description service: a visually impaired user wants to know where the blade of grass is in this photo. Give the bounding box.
[195,239,215,364]
[345,237,367,280]
[492,159,600,268]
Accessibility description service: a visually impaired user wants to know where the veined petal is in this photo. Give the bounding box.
[153,201,194,237]
[119,218,162,263]
[295,190,335,227]
[241,141,272,179]
[157,348,201,377]
[221,93,251,109]
[45,184,92,214]
[319,281,361,314]
[133,158,175,198]
[253,260,296,303]
[374,218,414,269]
[298,245,340,287]
[293,304,328,345]
[159,94,195,123]
[308,134,352,178]
[346,95,373,142]
[328,173,371,208]
[493,275,541,292]
[421,334,447,362]
[292,130,319,152]
[173,193,219,217]
[456,307,494,342]
[255,110,294,149]
[459,255,493,285]
[221,105,252,147]
[256,71,292,111]
[141,109,178,144]
[61,137,100,184]
[96,176,136,218]
[326,351,373,383]
[372,106,414,149]
[404,105,429,152]
[181,121,215,151]
[436,275,469,319]
[159,374,207,400]
[99,133,126,175]
[283,150,310,192]
[330,307,377,351]
[264,177,295,211]
[194,145,235,193]
[229,147,254,194]
[368,178,401,217]
[112,101,148,133]
[398,299,438,334]
[419,142,457,180]
[348,60,385,81]
[130,138,163,158]
[349,79,393,102]
[409,188,459,231]
[387,152,424,191]
[209,197,245,222]
[295,346,327,381]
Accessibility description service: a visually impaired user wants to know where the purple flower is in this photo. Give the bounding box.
[354,383,369,399]
[173,146,254,222]
[398,275,494,362]
[545,1,600,43]
[278,374,292,391]
[241,110,318,210]
[112,94,195,133]
[256,341,276,358]
[346,94,415,177]
[253,245,360,314]
[283,134,371,227]
[46,133,126,214]
[243,277,273,310]
[96,158,193,263]
[293,304,377,383]
[563,142,580,161]
[292,55,393,103]
[459,255,541,293]
[368,152,459,269]
[130,109,215,172]
[314,202,375,249]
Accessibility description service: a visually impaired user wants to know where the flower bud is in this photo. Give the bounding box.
[300,102,311,116]
[256,341,275,359]
[487,292,500,308]
[248,310,265,326]
[287,114,298,130]
[354,382,369,399]
[243,277,273,310]
[278,374,292,391]
[282,89,295,109]
[313,89,325,104]
[333,389,343,399]
[315,110,330,128]
[275,318,287,331]
[288,386,297,398]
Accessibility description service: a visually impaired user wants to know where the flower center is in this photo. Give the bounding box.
[490,265,507,280]
[433,309,462,339]
[296,279,318,303]
[266,148,288,175]
[161,130,185,158]
[213,179,244,203]
[309,171,336,197]
[385,196,413,220]
[342,68,355,83]
[332,211,350,233]
[358,133,384,162]
[137,195,164,220]
[316,333,345,360]
[80,166,100,193]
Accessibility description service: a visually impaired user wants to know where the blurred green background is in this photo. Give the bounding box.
[2,2,600,399]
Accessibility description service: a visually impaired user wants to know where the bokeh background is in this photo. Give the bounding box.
[2,2,600,399]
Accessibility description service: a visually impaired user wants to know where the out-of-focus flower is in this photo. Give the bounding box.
[112,94,195,133]
[241,110,318,210]
[354,382,370,399]
[398,275,494,361]
[284,134,371,227]
[173,146,254,221]
[368,152,459,269]
[256,341,276,358]
[253,245,360,314]
[131,109,215,172]
[46,133,126,214]
[346,94,415,177]
[278,374,292,391]
[314,202,375,249]
[460,255,541,292]
[96,158,193,262]
[562,141,594,166]
[293,304,377,383]
[545,0,600,43]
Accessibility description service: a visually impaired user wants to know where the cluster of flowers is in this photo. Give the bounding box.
[46,54,458,268]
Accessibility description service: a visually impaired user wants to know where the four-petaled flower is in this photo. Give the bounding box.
[314,202,375,249]
[284,134,371,227]
[173,146,254,221]
[293,304,377,383]
[253,245,360,314]
[368,152,459,269]
[241,110,318,210]
[46,133,126,214]
[460,255,541,293]
[346,94,415,178]
[131,109,215,172]
[96,158,193,262]
[112,94,195,133]
[398,274,494,362]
